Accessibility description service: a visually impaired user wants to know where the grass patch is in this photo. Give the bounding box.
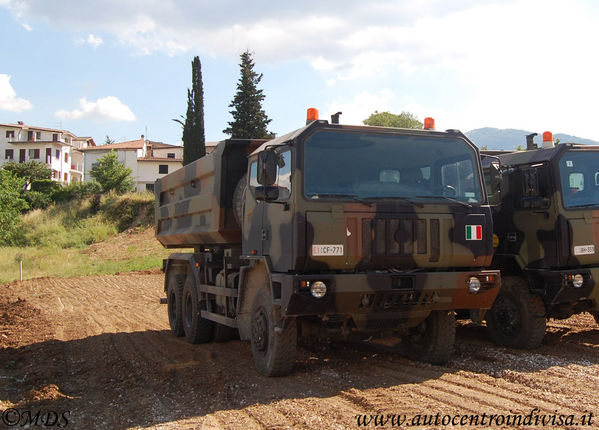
[0,192,174,284]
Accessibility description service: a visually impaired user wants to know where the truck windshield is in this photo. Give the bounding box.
[304,130,482,204]
[559,150,599,208]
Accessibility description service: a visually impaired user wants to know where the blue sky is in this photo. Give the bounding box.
[2,0,599,145]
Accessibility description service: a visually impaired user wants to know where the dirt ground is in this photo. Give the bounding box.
[1,274,599,429]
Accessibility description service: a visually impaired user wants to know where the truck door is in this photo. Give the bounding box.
[261,150,293,271]
[243,160,265,256]
[242,151,294,271]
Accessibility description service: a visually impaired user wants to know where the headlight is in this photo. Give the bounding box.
[310,281,327,298]
[573,274,584,288]
[468,277,481,293]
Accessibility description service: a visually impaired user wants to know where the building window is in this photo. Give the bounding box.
[28,131,34,141]
[52,133,59,141]
[28,148,40,159]
[167,153,175,158]
[159,165,168,174]
[64,153,69,163]
[145,183,155,192]
[36,131,41,140]
[56,149,60,158]
[5,149,13,160]
[6,130,15,139]
[64,172,68,182]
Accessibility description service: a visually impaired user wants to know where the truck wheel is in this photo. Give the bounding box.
[182,275,213,344]
[166,272,185,337]
[486,276,546,349]
[250,290,297,376]
[213,324,237,342]
[401,310,455,365]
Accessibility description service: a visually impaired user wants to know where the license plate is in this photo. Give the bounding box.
[574,245,595,255]
[312,244,344,256]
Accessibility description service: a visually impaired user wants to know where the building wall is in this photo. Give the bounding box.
[153,147,183,159]
[83,149,139,183]
[136,160,182,192]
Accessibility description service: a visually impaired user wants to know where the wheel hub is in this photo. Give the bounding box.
[252,308,269,352]
[494,296,521,336]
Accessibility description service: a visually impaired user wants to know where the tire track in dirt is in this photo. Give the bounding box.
[4,273,599,429]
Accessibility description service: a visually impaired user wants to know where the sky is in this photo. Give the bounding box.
[2,0,599,146]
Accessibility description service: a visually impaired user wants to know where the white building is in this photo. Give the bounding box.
[0,121,95,184]
[81,136,183,192]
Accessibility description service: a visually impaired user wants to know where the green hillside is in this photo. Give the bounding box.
[0,192,174,284]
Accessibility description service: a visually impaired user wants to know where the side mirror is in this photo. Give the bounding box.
[257,150,277,185]
[255,185,279,201]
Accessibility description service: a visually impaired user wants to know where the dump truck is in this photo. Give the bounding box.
[482,132,599,349]
[155,110,501,376]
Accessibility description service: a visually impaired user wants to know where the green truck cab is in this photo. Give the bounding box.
[155,111,500,376]
[482,133,599,348]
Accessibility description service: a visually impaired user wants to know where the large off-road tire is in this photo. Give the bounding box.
[182,275,213,344]
[166,271,185,337]
[401,310,455,365]
[486,276,546,349]
[250,290,297,376]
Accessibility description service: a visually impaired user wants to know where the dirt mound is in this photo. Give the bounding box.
[1,274,598,429]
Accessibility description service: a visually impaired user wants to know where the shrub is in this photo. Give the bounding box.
[24,190,52,210]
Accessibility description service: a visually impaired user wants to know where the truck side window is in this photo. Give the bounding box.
[520,165,549,209]
[249,161,259,190]
[275,151,292,200]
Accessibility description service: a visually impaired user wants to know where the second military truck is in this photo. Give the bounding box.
[155,110,500,376]
[482,132,599,349]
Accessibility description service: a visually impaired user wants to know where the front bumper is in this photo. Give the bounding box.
[529,266,599,307]
[272,270,500,330]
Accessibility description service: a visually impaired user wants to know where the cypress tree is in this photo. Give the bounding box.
[223,50,273,139]
[175,56,206,165]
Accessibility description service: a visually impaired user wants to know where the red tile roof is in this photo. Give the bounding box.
[138,157,183,162]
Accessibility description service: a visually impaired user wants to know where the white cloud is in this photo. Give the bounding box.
[326,89,396,125]
[0,74,33,112]
[55,96,136,122]
[21,22,31,31]
[4,0,599,138]
[87,33,103,48]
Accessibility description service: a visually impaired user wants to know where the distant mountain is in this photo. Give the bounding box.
[465,127,599,150]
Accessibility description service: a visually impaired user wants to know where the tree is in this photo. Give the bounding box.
[2,161,51,190]
[0,169,28,245]
[174,56,206,165]
[223,50,273,139]
[105,135,116,145]
[90,151,135,194]
[363,111,423,129]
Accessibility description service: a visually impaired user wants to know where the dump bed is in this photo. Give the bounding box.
[155,139,265,248]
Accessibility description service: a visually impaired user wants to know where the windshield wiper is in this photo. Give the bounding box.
[309,193,373,206]
[414,195,473,208]
[568,203,599,208]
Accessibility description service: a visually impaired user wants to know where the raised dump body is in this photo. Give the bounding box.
[155,139,265,248]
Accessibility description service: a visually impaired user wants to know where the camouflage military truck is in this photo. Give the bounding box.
[155,110,500,376]
[482,132,599,349]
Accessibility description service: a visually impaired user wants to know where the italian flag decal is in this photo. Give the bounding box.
[466,225,482,240]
